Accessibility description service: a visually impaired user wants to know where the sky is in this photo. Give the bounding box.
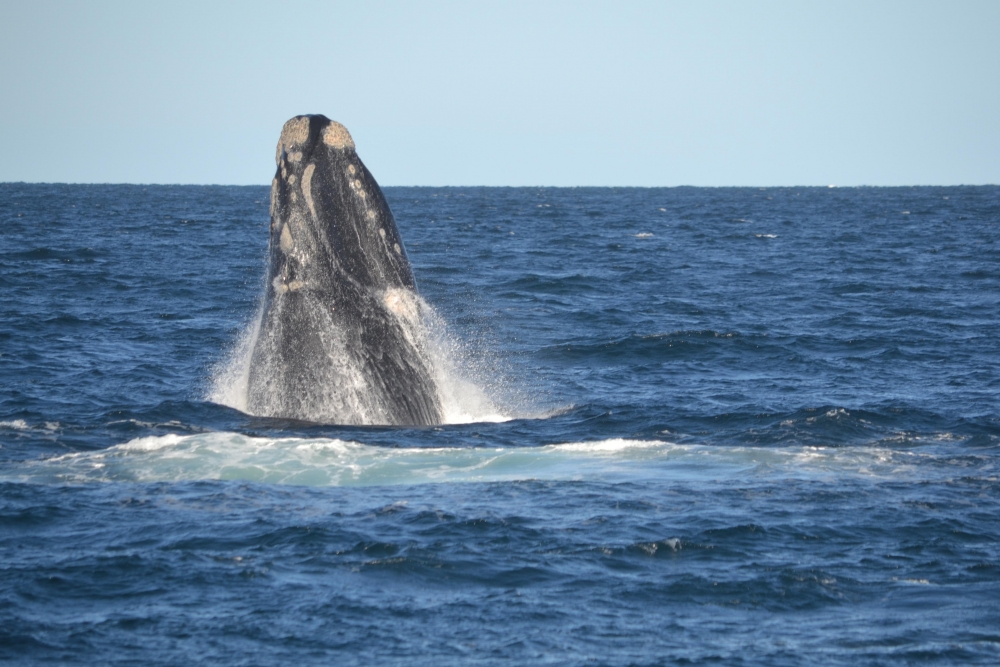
[1,1,998,186]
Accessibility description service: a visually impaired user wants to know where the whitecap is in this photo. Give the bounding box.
[2,434,957,488]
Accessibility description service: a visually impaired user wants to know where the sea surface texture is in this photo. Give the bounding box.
[1,183,999,665]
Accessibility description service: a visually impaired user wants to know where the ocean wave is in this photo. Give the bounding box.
[0,419,60,432]
[537,330,746,363]
[4,433,978,488]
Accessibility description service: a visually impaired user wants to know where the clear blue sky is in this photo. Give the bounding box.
[2,1,998,186]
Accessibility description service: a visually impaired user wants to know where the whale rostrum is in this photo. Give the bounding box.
[246,115,444,425]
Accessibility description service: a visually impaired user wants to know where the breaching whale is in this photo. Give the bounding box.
[246,115,444,425]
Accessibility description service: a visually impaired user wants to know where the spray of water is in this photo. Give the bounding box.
[208,288,511,425]
[208,307,260,415]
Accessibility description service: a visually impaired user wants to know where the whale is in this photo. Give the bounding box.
[246,115,444,425]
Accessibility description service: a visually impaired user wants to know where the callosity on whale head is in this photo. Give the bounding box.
[246,114,444,425]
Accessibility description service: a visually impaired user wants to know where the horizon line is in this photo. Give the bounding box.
[3,181,998,189]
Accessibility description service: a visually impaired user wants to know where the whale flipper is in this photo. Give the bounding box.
[246,115,443,425]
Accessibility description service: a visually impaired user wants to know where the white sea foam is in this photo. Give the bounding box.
[0,419,29,430]
[5,434,941,488]
[552,438,662,453]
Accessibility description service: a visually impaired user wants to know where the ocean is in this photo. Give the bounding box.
[1,183,998,665]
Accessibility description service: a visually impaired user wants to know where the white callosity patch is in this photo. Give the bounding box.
[270,178,280,222]
[276,116,310,163]
[322,121,355,150]
[279,225,294,254]
[302,163,316,221]
[355,181,366,200]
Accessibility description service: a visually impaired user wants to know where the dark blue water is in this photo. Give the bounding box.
[2,183,999,665]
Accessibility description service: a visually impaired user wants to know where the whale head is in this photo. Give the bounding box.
[268,114,415,299]
[247,115,443,426]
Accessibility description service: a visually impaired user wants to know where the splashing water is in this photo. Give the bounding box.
[208,290,510,425]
